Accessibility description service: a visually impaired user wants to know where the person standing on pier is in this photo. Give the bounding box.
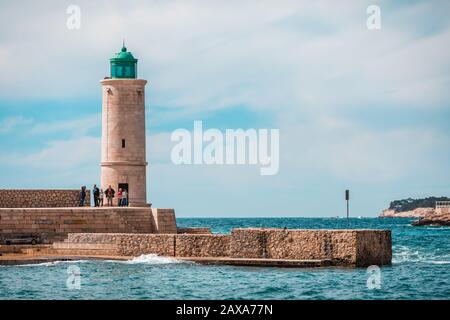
[93,184,100,207]
[99,189,104,207]
[79,186,86,207]
[105,186,115,206]
[122,188,128,207]
[117,188,123,207]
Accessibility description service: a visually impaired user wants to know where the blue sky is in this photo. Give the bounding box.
[0,0,449,217]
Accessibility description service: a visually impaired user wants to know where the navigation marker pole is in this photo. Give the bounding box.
[345,189,350,227]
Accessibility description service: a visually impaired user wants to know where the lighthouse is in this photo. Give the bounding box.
[100,44,148,207]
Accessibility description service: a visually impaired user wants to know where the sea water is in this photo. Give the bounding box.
[0,218,448,300]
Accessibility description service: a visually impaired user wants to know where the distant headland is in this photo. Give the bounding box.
[379,196,450,226]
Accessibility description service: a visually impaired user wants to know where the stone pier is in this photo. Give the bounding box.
[0,206,392,268]
[49,228,391,267]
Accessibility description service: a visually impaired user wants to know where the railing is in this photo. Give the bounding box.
[435,201,450,208]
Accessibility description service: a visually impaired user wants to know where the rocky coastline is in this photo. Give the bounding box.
[379,207,435,218]
[379,204,450,227]
[411,213,450,227]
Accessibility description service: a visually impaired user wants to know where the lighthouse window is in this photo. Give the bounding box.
[122,139,126,148]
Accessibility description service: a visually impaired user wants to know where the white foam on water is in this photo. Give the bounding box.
[2,255,187,267]
[426,260,450,265]
[393,245,421,264]
[393,245,450,265]
[17,260,89,267]
[122,254,186,265]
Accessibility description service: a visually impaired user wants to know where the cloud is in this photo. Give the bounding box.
[279,114,449,182]
[0,114,100,142]
[147,131,173,164]
[0,134,101,188]
[1,136,100,169]
[1,0,449,116]
[0,116,33,133]
[28,114,101,136]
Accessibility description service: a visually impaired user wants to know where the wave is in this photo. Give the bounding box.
[393,245,450,265]
[17,260,89,267]
[121,254,187,265]
[426,261,450,265]
[2,255,188,267]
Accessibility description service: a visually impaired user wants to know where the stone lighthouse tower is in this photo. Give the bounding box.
[100,44,148,207]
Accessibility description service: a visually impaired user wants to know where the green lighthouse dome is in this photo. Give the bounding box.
[110,44,138,79]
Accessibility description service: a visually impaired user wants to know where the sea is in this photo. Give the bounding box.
[0,218,448,300]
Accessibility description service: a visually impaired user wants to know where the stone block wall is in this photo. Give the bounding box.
[65,233,230,257]
[0,190,90,208]
[66,233,175,256]
[175,234,230,257]
[230,228,266,258]
[265,229,356,262]
[355,230,392,267]
[118,234,175,256]
[0,207,177,243]
[230,228,391,266]
[61,228,392,267]
[265,229,334,260]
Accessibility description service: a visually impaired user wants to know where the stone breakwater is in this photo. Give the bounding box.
[58,228,392,267]
[0,190,90,208]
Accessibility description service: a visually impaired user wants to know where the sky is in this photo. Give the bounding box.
[0,0,449,217]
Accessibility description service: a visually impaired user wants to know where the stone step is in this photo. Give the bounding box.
[52,242,120,256]
[52,249,120,256]
[53,242,118,250]
[0,244,52,254]
[21,247,56,255]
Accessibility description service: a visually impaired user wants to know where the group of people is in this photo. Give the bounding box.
[79,185,128,207]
